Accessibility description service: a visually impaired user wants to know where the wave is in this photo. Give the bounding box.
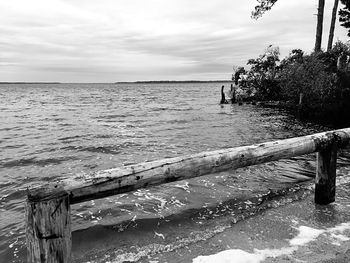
[58,134,88,141]
[93,134,115,139]
[63,142,142,154]
[149,107,170,112]
[0,155,80,168]
[165,119,190,124]
[78,146,121,154]
[71,184,313,263]
[165,107,194,112]
[0,126,23,132]
[95,114,131,119]
[1,144,26,149]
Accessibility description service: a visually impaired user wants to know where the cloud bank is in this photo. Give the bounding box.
[0,0,348,82]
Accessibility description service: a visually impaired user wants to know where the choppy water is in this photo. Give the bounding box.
[0,82,349,263]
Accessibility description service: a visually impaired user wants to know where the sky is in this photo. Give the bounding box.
[0,0,349,82]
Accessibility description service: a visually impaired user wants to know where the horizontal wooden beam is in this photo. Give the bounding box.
[27,128,350,205]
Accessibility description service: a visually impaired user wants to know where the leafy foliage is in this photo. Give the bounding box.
[237,42,350,105]
[339,0,350,36]
[278,45,350,126]
[233,67,246,85]
[238,45,280,99]
[251,0,278,19]
[279,52,338,104]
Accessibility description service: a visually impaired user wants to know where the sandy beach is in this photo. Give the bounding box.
[142,174,350,263]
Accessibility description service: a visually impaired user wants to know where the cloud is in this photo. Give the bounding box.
[0,0,349,82]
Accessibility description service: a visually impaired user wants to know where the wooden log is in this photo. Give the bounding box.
[26,128,350,205]
[26,189,71,263]
[315,136,338,204]
[24,128,350,260]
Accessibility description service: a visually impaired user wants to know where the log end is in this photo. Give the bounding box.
[27,184,69,203]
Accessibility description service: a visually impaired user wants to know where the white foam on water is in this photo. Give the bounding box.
[173,181,190,192]
[329,222,350,233]
[331,233,349,241]
[289,226,324,246]
[193,249,265,263]
[192,247,295,263]
[154,231,165,239]
[85,224,231,263]
[192,222,350,263]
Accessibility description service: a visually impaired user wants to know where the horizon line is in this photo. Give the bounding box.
[0,80,233,84]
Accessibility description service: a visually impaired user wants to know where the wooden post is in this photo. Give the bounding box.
[26,189,71,263]
[298,93,303,105]
[315,137,337,205]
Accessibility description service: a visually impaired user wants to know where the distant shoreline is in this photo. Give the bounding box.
[115,80,232,84]
[0,82,61,84]
[0,80,232,84]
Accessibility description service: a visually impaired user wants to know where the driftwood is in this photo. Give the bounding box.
[27,128,350,205]
[26,191,71,262]
[25,127,350,262]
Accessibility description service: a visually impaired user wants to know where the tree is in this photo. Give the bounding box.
[251,0,325,52]
[315,0,325,52]
[280,49,304,68]
[327,0,340,51]
[243,45,281,99]
[339,0,350,36]
[279,53,337,104]
[232,66,246,85]
[251,0,278,19]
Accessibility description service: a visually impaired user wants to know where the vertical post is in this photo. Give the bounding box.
[315,137,337,205]
[298,93,303,105]
[26,189,71,263]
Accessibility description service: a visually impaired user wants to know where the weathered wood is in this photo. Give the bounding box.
[25,128,350,261]
[27,128,350,205]
[26,190,71,263]
[315,137,338,204]
[299,93,303,105]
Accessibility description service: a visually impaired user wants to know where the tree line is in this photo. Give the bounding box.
[233,41,350,126]
[251,0,350,52]
[229,1,350,126]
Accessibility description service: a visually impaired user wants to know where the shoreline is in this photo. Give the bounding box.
[246,100,350,128]
[141,174,350,263]
[115,80,232,84]
[0,80,232,85]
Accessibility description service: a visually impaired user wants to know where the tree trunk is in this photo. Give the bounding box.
[327,0,340,51]
[315,0,325,52]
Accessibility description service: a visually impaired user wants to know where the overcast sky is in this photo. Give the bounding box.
[0,0,349,82]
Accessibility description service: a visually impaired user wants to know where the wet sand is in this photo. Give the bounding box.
[143,177,350,263]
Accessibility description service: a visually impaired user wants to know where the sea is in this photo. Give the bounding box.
[0,82,350,263]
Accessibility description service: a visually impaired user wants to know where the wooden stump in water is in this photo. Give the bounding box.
[26,189,71,263]
[315,137,337,205]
